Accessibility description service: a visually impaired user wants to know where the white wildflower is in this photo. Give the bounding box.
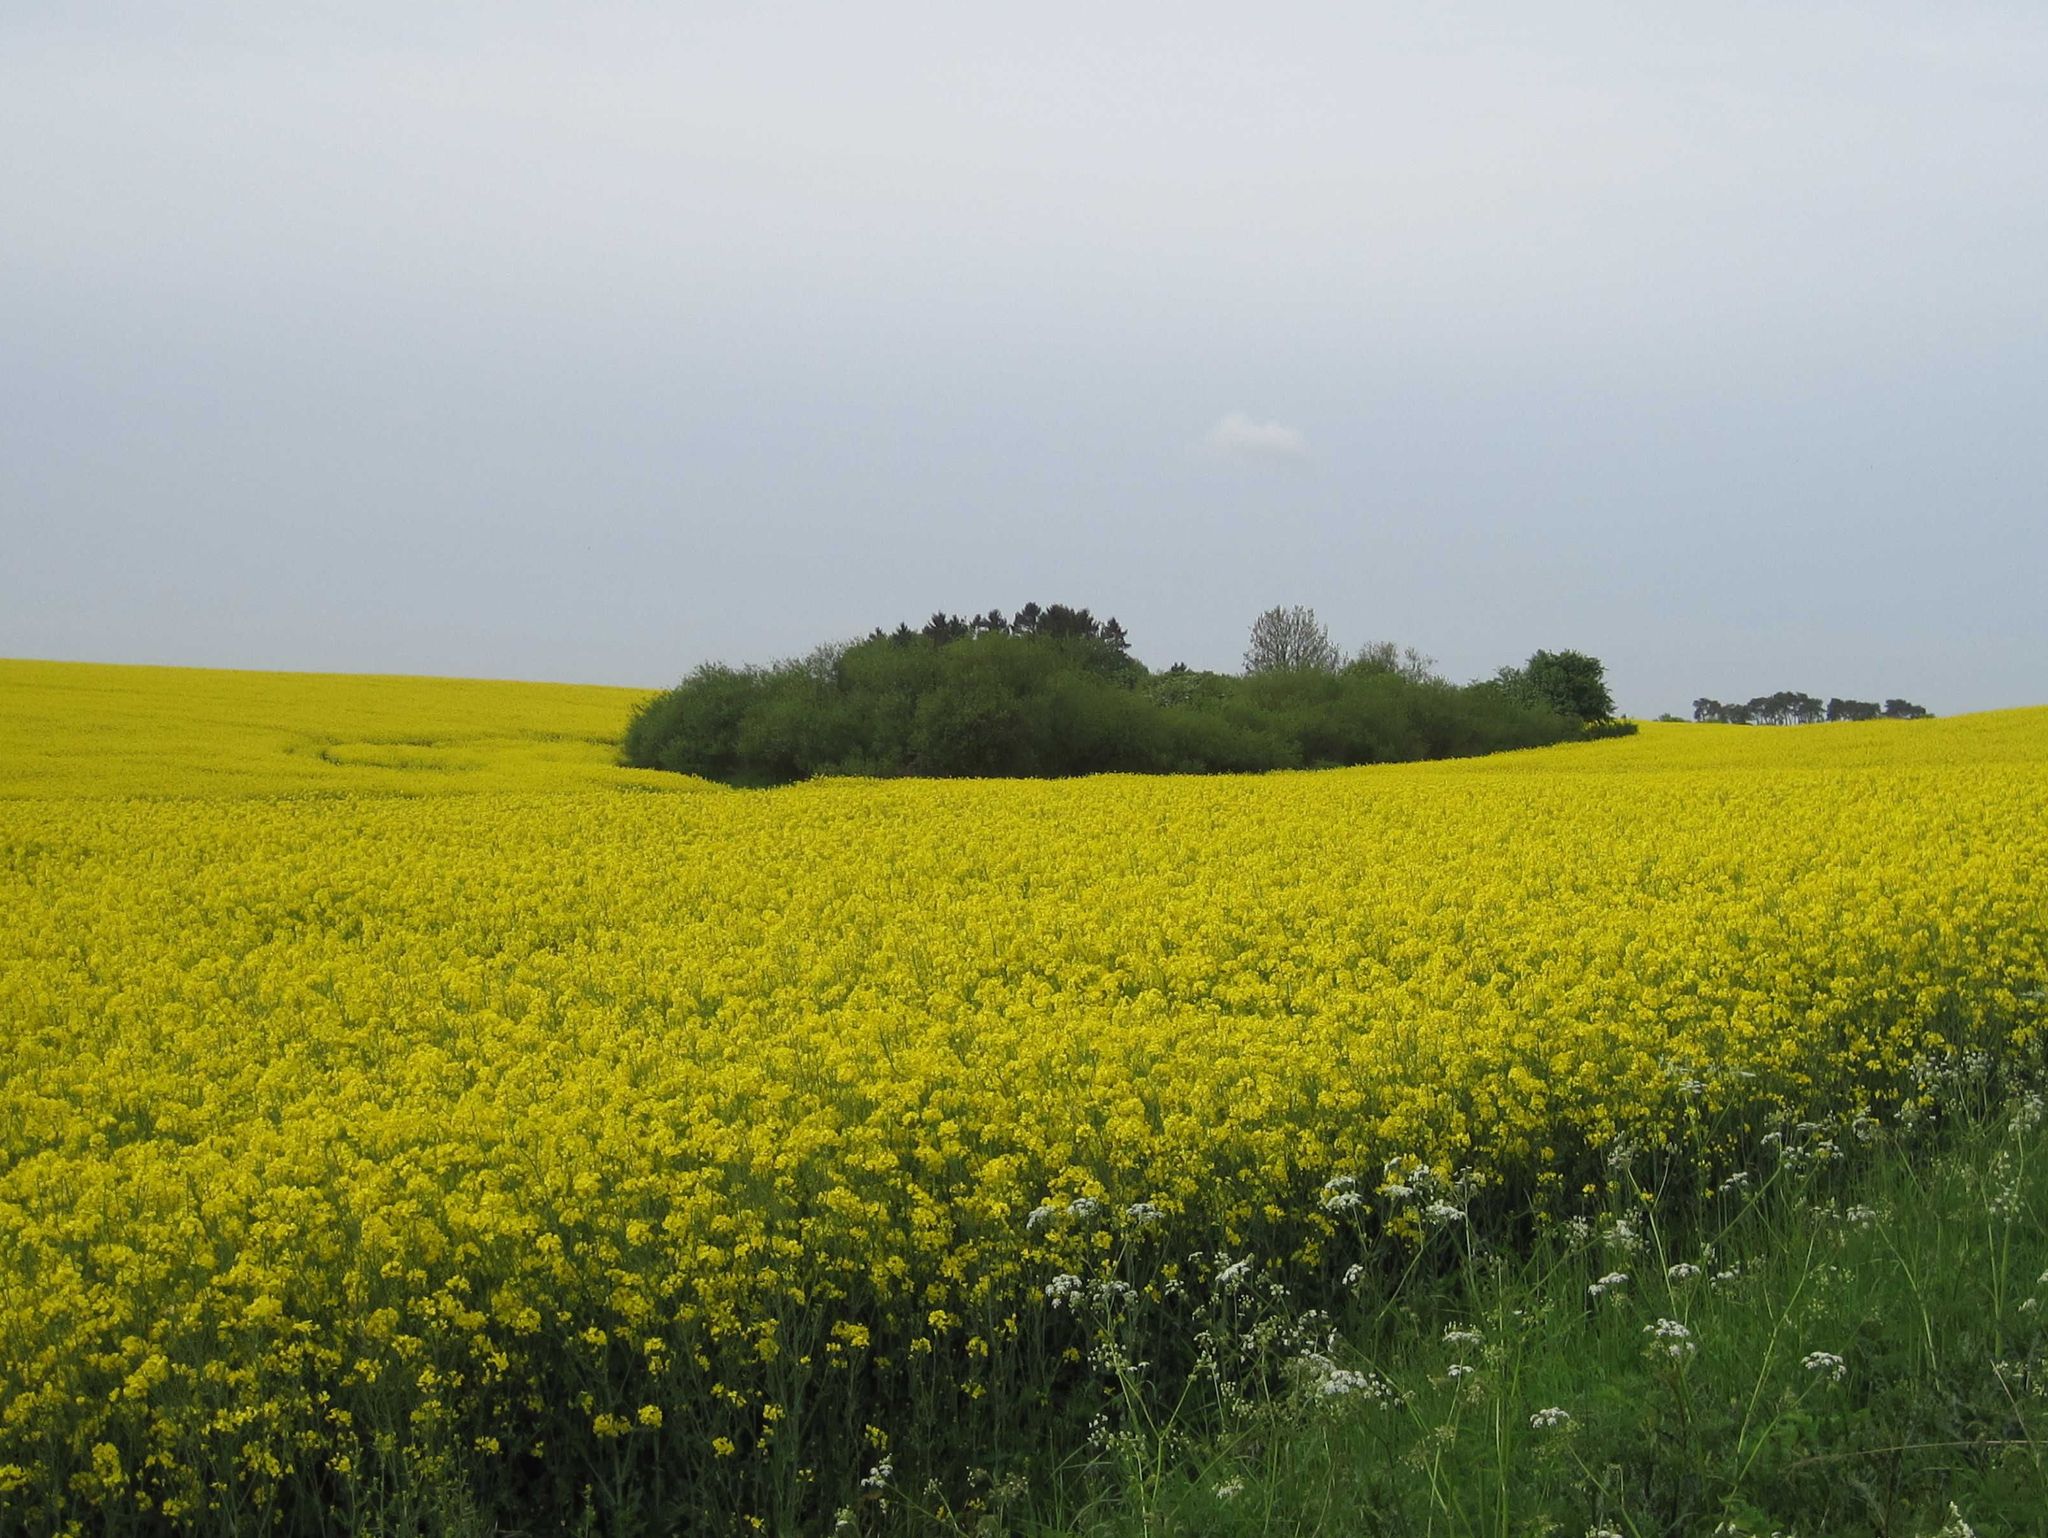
[1123,1201,1162,1226]
[1801,1350,1846,1383]
[1442,1327,1484,1348]
[1667,1263,1702,1282]
[1091,1278,1137,1308]
[1987,1150,2023,1220]
[1446,1363,1476,1379]
[1644,1317,1696,1360]
[859,1459,894,1491]
[1529,1406,1573,1429]
[1213,1478,1245,1501]
[1588,1271,1630,1299]
[1299,1353,1399,1406]
[1214,1256,1254,1289]
[1044,1274,1084,1306]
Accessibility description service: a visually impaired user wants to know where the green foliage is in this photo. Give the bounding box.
[1497,647,1617,724]
[1692,694,1933,725]
[1009,1062,2048,1538]
[625,616,1609,786]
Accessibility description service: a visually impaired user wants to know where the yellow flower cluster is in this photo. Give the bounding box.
[1,660,2043,1526]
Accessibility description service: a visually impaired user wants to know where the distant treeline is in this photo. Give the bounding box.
[623,604,1630,786]
[1692,692,1931,725]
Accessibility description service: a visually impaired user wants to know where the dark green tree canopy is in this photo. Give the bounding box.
[624,607,1626,786]
[1692,693,1930,725]
[1491,649,1615,725]
[1523,649,1616,724]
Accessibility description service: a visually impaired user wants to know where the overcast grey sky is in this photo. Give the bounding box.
[5,3,2044,715]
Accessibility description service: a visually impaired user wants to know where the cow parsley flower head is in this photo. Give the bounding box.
[1215,1256,1254,1289]
[1298,1352,1399,1406]
[1529,1406,1573,1429]
[1801,1350,1847,1383]
[1644,1317,1696,1359]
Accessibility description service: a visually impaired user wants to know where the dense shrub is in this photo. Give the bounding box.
[623,629,1601,786]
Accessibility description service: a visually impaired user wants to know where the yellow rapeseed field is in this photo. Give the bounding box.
[2,659,2043,1530]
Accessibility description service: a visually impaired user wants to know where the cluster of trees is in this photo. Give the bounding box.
[1692,693,1931,725]
[881,603,1131,652]
[622,604,1626,787]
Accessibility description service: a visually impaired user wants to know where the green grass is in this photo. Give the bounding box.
[859,1064,2048,1538]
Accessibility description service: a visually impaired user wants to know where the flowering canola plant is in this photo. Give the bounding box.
[1,659,2044,1529]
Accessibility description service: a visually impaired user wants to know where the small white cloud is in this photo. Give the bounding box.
[1203,411,1309,462]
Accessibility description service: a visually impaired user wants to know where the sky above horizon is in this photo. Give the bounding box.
[5,3,2045,717]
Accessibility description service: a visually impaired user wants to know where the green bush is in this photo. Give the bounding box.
[623,630,1612,786]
